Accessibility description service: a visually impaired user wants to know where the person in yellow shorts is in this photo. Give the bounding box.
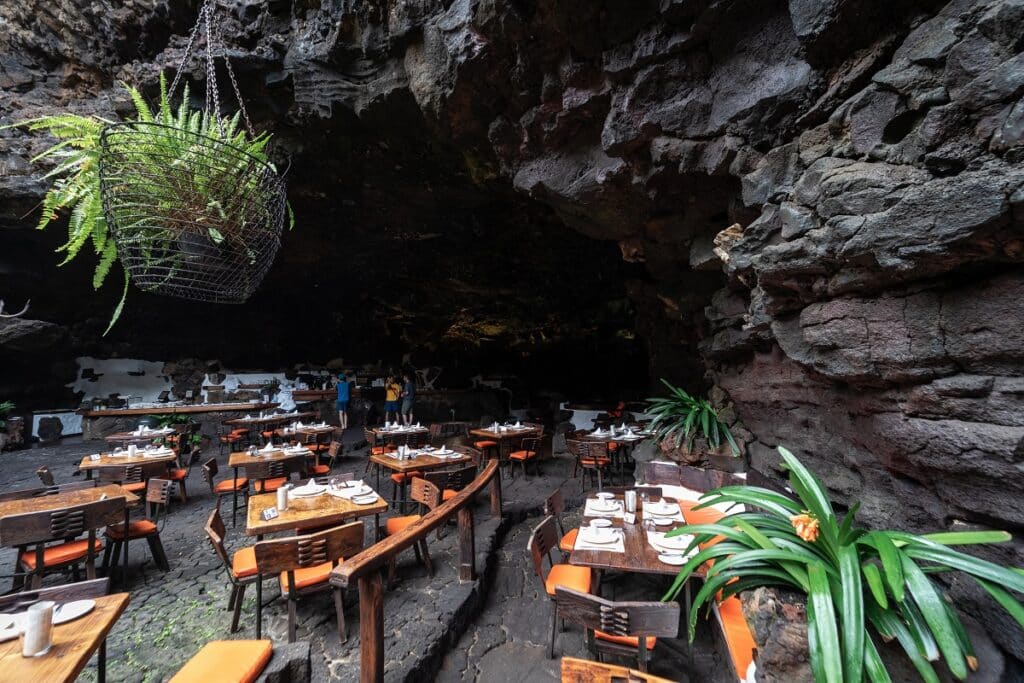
[384,375,401,424]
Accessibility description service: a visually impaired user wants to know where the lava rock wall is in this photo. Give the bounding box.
[1,0,1023,660]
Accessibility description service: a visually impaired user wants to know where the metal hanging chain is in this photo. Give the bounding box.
[166,0,255,137]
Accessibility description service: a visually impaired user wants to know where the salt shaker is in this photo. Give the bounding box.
[624,490,637,514]
[277,485,289,511]
[21,601,55,657]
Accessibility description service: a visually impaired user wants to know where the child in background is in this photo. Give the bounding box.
[336,373,351,430]
[384,375,401,424]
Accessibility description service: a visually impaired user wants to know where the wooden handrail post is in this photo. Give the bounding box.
[359,570,385,683]
[489,470,502,517]
[458,506,475,581]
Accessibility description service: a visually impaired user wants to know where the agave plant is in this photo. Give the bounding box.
[4,73,292,331]
[0,401,13,430]
[646,379,738,455]
[664,447,1024,683]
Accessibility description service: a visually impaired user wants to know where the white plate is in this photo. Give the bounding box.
[590,500,619,513]
[658,553,688,566]
[653,517,674,526]
[580,530,618,545]
[352,494,379,505]
[647,501,677,516]
[589,519,612,528]
[328,485,372,499]
[651,533,692,551]
[595,492,615,500]
[290,484,327,497]
[54,599,95,625]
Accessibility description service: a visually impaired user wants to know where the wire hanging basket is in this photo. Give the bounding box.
[98,0,288,304]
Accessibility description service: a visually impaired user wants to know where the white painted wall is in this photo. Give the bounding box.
[68,357,171,402]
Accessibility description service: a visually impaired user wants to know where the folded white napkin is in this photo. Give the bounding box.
[261,442,275,452]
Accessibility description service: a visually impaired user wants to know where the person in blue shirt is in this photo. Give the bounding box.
[336,373,351,430]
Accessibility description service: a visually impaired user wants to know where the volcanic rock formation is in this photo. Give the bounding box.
[1,0,1023,666]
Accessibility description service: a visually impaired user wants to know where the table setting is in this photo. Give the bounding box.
[0,599,97,647]
[325,479,380,505]
[583,492,625,519]
[645,530,697,566]
[573,519,625,553]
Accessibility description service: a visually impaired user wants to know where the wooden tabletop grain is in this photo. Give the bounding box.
[77,451,177,471]
[228,449,310,468]
[0,485,140,520]
[246,490,388,536]
[569,496,702,576]
[0,592,130,682]
[369,451,472,473]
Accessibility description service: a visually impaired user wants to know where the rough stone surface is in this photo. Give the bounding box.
[1,0,1023,670]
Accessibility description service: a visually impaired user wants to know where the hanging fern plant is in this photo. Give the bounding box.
[5,72,292,333]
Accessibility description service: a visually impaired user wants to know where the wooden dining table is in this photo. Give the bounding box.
[102,428,174,445]
[223,411,318,428]
[0,592,130,682]
[371,426,429,443]
[228,448,311,518]
[0,485,141,587]
[77,450,178,479]
[369,450,473,501]
[246,487,388,538]
[275,424,335,439]
[468,426,539,458]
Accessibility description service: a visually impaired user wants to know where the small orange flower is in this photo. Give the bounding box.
[790,512,820,542]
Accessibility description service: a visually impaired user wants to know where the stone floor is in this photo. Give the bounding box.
[0,434,735,682]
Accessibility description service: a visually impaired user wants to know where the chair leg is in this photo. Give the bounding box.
[98,638,107,683]
[227,584,239,611]
[549,601,558,659]
[256,577,263,639]
[334,587,347,643]
[101,543,113,572]
[287,596,297,643]
[147,534,170,572]
[178,481,187,504]
[231,584,246,633]
[387,557,397,588]
[420,539,433,577]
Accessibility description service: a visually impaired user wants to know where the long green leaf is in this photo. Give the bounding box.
[807,562,843,683]
[859,532,904,602]
[862,562,889,609]
[921,531,1012,546]
[901,545,1024,595]
[900,552,967,678]
[975,578,1024,629]
[868,605,940,683]
[862,633,893,683]
[838,544,865,683]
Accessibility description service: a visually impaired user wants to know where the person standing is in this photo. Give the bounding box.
[335,373,351,430]
[400,371,416,426]
[384,375,401,424]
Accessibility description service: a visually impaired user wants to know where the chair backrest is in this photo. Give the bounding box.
[545,488,566,518]
[0,496,126,547]
[36,466,55,487]
[0,578,109,611]
[145,478,173,522]
[363,428,380,448]
[98,465,143,485]
[527,516,560,582]
[519,437,541,453]
[204,507,232,572]
[450,445,482,467]
[586,441,609,459]
[409,477,441,511]
[0,481,95,503]
[327,441,343,459]
[444,465,477,492]
[406,431,429,448]
[428,423,442,441]
[554,586,680,641]
[253,520,364,576]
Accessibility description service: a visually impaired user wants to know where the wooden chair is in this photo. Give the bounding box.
[36,466,55,487]
[0,481,96,504]
[384,478,440,585]
[204,506,259,633]
[560,656,678,683]
[249,457,306,494]
[202,458,249,526]
[310,440,343,476]
[217,424,247,456]
[421,465,478,539]
[169,640,273,682]
[102,478,172,573]
[466,425,499,463]
[450,444,482,470]
[567,440,610,491]
[166,446,202,503]
[554,586,680,671]
[363,427,395,478]
[253,521,364,642]
[405,431,429,448]
[510,436,542,478]
[0,578,115,681]
[545,489,579,558]
[97,460,169,495]
[527,515,594,657]
[0,496,125,589]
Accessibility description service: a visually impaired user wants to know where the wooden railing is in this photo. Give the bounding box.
[330,459,503,683]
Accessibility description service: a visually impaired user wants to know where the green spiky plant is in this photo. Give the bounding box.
[4,73,293,333]
[0,401,14,430]
[664,446,1024,683]
[646,379,739,455]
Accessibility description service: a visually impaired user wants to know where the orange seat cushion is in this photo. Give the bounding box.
[581,457,611,467]
[474,440,498,449]
[213,477,248,493]
[231,546,258,579]
[261,431,275,438]
[607,443,620,451]
[254,477,288,493]
[386,515,421,536]
[544,564,592,596]
[718,596,757,678]
[310,464,331,475]
[509,450,536,460]
[167,468,188,480]
[680,500,727,550]
[105,519,158,540]
[170,639,272,683]
[279,561,334,592]
[122,481,146,493]
[594,630,657,649]
[442,489,458,501]
[559,528,579,553]
[390,471,423,485]
[20,538,104,569]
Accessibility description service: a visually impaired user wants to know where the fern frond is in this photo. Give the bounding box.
[93,240,117,289]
